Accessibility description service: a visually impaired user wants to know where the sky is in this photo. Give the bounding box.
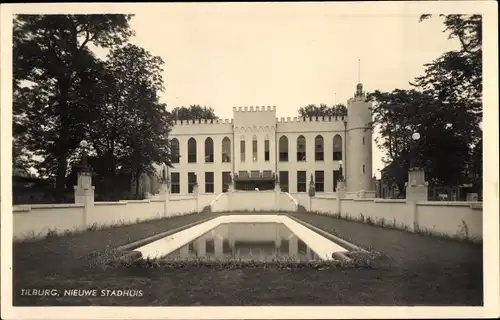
[93,6,461,178]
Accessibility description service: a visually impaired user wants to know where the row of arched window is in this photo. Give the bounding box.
[169,134,343,164]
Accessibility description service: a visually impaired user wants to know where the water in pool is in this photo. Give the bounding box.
[164,222,321,261]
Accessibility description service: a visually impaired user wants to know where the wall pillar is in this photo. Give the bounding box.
[180,244,189,256]
[74,171,95,228]
[405,167,429,231]
[159,182,169,217]
[289,235,298,257]
[214,236,223,258]
[274,179,281,211]
[335,180,346,214]
[196,237,206,256]
[228,180,234,211]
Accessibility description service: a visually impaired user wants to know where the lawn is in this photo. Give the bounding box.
[12,211,483,306]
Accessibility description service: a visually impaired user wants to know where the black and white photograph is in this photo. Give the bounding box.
[1,1,498,319]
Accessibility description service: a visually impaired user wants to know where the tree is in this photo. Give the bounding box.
[13,14,134,196]
[368,89,472,192]
[298,103,347,118]
[413,14,482,185]
[171,105,218,121]
[370,14,482,194]
[92,44,172,198]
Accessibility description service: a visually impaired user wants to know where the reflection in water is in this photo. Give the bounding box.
[164,223,321,261]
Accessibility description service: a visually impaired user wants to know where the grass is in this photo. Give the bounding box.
[12,211,482,306]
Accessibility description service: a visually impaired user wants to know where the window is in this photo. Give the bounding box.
[222,137,231,163]
[204,137,214,163]
[171,138,180,163]
[264,136,270,161]
[297,135,306,161]
[362,164,365,173]
[297,171,307,192]
[333,170,341,192]
[171,172,180,194]
[252,135,258,162]
[188,172,197,193]
[333,135,342,161]
[205,172,214,193]
[238,170,248,178]
[279,171,289,192]
[279,135,288,161]
[187,138,197,163]
[222,172,232,192]
[315,135,324,161]
[315,170,324,192]
[362,136,365,145]
[240,136,245,162]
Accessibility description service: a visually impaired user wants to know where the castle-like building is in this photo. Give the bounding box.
[159,83,373,195]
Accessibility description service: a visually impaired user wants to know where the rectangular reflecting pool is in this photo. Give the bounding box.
[134,215,349,261]
[165,222,322,261]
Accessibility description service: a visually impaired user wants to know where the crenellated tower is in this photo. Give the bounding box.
[346,83,373,193]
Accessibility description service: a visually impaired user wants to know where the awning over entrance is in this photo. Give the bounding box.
[234,170,276,181]
[233,171,277,191]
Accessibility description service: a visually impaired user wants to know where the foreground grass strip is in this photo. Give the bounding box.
[113,255,381,270]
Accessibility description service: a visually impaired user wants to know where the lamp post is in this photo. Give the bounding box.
[193,173,199,213]
[79,140,90,172]
[343,120,347,185]
[308,173,315,211]
[338,160,344,180]
[410,132,420,169]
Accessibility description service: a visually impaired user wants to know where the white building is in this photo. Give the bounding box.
[160,83,373,196]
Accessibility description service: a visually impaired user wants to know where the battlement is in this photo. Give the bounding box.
[173,118,233,126]
[233,106,276,112]
[276,115,347,123]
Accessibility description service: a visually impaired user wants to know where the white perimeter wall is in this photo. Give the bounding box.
[13,193,219,240]
[13,191,482,241]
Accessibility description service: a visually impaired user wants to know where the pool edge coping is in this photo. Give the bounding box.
[115,214,220,261]
[131,214,355,262]
[284,214,370,254]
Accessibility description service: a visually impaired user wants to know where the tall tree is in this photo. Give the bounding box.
[370,14,482,193]
[368,89,471,191]
[171,105,218,120]
[298,103,347,118]
[13,14,134,196]
[95,44,172,198]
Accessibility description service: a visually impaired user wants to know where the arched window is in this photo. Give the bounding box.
[170,138,179,163]
[240,136,246,162]
[333,135,342,161]
[187,138,197,163]
[252,135,258,162]
[264,135,270,161]
[222,137,231,163]
[279,136,288,162]
[204,137,214,163]
[297,135,306,161]
[315,135,324,161]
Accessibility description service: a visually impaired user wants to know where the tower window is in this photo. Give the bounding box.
[362,136,365,145]
[264,137,270,161]
[362,165,365,173]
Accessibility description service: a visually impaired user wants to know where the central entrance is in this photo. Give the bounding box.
[234,170,276,191]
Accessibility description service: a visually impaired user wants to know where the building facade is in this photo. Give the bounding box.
[165,83,373,195]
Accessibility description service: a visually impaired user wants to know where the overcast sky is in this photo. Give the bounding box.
[96,5,460,177]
